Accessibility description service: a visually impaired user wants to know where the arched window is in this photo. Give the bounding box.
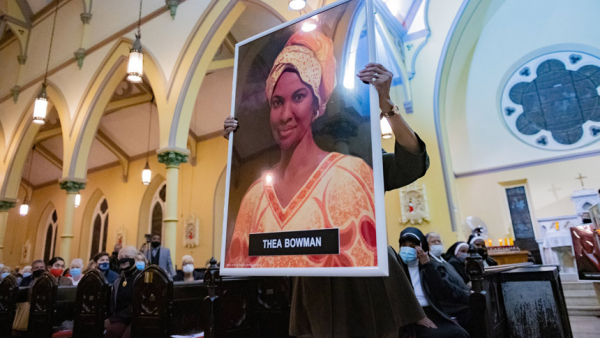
[89,198,109,259]
[43,210,58,262]
[149,183,166,240]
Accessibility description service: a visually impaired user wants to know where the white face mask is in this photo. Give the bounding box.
[430,244,445,258]
[182,264,194,273]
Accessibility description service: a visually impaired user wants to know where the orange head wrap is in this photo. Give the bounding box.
[265,30,337,116]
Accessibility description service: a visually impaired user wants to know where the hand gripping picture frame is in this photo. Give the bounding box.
[221,0,388,277]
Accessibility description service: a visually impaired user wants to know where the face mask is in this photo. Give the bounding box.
[22,272,31,278]
[1,272,9,279]
[477,247,488,259]
[457,252,469,262]
[135,261,145,271]
[50,268,63,277]
[32,270,43,278]
[151,241,160,248]
[430,245,444,258]
[399,246,417,264]
[119,258,135,269]
[70,268,82,277]
[98,262,110,271]
[183,264,194,273]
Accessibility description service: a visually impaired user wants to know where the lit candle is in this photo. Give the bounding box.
[504,238,508,247]
[509,238,514,246]
[499,239,503,246]
[488,239,492,247]
[555,222,559,230]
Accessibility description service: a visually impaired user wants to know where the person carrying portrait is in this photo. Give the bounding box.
[104,246,141,338]
[224,28,435,337]
[397,228,469,338]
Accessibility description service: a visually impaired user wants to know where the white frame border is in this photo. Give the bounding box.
[220,0,388,277]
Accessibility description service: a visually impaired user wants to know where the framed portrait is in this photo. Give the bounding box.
[221,0,388,276]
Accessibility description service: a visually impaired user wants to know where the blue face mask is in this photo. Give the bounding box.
[399,246,417,264]
[135,261,145,271]
[70,268,82,277]
[98,262,110,271]
[1,272,9,279]
[22,272,31,278]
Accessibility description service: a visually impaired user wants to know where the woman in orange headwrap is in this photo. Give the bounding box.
[226,30,377,269]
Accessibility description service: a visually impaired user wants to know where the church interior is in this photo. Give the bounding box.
[0,0,599,337]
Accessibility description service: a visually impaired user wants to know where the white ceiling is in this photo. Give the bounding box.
[25,0,52,15]
[190,68,234,138]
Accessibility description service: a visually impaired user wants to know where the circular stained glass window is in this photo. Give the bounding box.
[501,51,600,150]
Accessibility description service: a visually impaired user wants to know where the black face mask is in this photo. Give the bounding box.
[477,247,488,259]
[112,252,118,257]
[119,258,135,273]
[32,269,43,278]
[151,241,160,248]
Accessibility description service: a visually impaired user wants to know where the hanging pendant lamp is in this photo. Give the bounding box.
[142,98,154,185]
[20,146,35,216]
[74,193,81,208]
[34,1,60,125]
[289,0,306,11]
[128,0,144,83]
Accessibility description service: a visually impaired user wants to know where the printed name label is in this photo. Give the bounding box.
[248,228,339,256]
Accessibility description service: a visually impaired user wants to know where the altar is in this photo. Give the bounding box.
[536,188,599,281]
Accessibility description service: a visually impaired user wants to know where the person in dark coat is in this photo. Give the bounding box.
[425,233,473,335]
[224,63,433,337]
[467,235,498,267]
[109,243,123,272]
[19,259,45,287]
[173,255,202,281]
[398,228,470,338]
[93,252,119,284]
[445,241,471,285]
[104,246,141,338]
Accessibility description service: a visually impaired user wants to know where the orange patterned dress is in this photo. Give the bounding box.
[225,152,377,268]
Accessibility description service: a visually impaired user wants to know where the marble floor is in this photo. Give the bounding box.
[570,316,600,338]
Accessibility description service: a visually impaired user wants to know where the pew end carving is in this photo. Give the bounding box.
[132,265,173,338]
[0,275,19,337]
[73,269,110,338]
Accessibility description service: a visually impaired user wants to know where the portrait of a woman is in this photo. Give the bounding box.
[225,29,378,269]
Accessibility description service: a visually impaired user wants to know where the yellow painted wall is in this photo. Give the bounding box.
[455,155,600,244]
[3,136,228,270]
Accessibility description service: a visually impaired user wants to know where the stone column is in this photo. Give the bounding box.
[157,150,188,265]
[59,180,86,263]
[0,201,16,262]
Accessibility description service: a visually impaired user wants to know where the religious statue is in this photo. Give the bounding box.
[399,182,430,225]
[184,214,199,248]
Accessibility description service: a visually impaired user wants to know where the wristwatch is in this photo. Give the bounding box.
[381,104,399,118]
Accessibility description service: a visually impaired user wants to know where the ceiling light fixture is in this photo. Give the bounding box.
[289,0,306,11]
[127,0,144,83]
[142,97,154,185]
[33,1,59,125]
[20,146,35,216]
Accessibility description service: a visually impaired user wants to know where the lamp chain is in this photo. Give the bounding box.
[147,96,153,161]
[44,0,60,84]
[137,0,143,37]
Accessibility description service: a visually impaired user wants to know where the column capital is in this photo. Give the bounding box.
[0,200,16,211]
[157,149,189,168]
[80,12,93,24]
[59,178,86,193]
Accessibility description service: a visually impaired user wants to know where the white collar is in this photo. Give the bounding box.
[430,253,446,263]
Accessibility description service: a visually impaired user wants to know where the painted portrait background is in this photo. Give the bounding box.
[222,0,384,274]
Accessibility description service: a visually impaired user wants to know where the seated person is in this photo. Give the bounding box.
[445,242,470,285]
[69,258,84,286]
[398,228,469,338]
[20,260,45,286]
[93,252,119,284]
[105,246,141,338]
[1,265,12,280]
[425,232,472,335]
[468,235,498,267]
[48,257,73,286]
[173,255,202,281]
[134,252,147,271]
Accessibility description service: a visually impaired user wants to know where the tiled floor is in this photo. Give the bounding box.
[570,316,600,338]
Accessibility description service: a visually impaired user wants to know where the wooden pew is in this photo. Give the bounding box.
[254,277,291,338]
[73,269,110,338]
[467,250,572,338]
[28,272,77,338]
[0,275,27,338]
[130,265,174,338]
